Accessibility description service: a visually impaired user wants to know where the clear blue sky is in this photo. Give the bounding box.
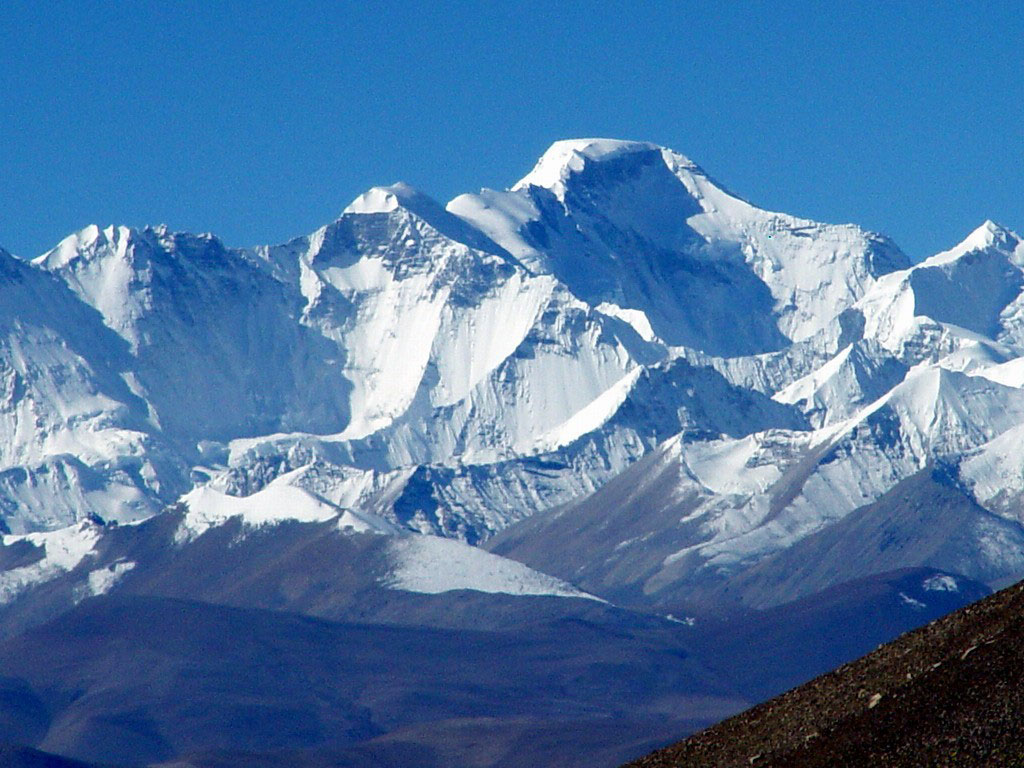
[2,1,1022,261]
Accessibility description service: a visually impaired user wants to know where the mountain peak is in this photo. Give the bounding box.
[33,224,227,271]
[341,182,512,258]
[34,224,143,268]
[343,182,428,215]
[926,219,1023,267]
[512,138,694,194]
[963,219,1018,250]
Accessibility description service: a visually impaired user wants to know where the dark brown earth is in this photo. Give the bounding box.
[627,577,1024,767]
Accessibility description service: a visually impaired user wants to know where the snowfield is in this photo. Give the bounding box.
[383,534,603,600]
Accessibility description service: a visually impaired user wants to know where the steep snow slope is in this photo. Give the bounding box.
[772,340,908,428]
[36,225,353,443]
[204,354,804,540]
[450,139,909,354]
[10,182,662,534]
[495,359,1024,600]
[0,248,186,532]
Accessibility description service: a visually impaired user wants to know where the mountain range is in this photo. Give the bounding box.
[1,138,1022,765]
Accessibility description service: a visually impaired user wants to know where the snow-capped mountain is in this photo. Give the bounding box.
[450,139,907,354]
[490,217,1024,610]
[2,136,1024,622]
[4,137,1024,768]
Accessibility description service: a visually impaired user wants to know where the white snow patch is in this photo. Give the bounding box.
[176,477,387,543]
[899,592,927,609]
[87,559,136,596]
[383,535,604,601]
[530,368,642,454]
[595,303,657,342]
[447,188,543,263]
[773,344,854,406]
[681,433,788,496]
[0,521,102,604]
[922,574,959,592]
[924,220,1024,267]
[969,356,1024,388]
[343,183,421,215]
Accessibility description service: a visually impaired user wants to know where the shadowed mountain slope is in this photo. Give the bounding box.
[0,744,101,768]
[0,594,743,766]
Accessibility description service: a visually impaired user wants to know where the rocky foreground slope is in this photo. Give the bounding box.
[628,577,1024,767]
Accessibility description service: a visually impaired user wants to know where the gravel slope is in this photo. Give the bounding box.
[627,578,1024,767]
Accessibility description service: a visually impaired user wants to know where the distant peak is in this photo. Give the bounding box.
[512,139,658,192]
[34,224,142,268]
[536,138,662,161]
[960,219,1021,250]
[976,219,1016,241]
[510,138,709,201]
[339,182,514,259]
[927,220,1023,267]
[33,224,224,271]
[343,182,431,215]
